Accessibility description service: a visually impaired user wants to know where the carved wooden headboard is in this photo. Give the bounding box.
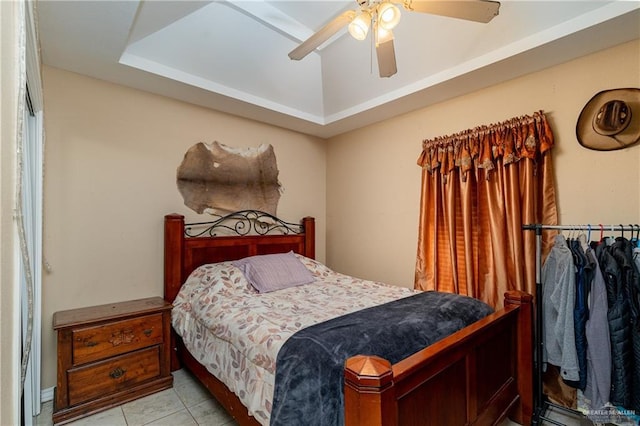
[163,210,315,303]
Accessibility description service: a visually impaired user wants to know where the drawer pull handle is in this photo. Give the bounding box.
[109,367,126,379]
[143,329,153,337]
[83,340,98,347]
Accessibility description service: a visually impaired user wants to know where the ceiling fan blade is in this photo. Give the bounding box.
[376,30,397,78]
[288,10,356,60]
[403,0,500,23]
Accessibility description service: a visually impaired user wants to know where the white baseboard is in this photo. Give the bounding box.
[41,387,54,403]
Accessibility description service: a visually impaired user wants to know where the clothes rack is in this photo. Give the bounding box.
[522,223,639,425]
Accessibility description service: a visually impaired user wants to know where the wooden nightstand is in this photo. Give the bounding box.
[52,297,173,425]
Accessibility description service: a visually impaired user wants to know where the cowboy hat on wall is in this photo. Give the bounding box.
[576,88,640,151]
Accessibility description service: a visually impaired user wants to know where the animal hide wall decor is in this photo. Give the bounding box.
[177,141,282,216]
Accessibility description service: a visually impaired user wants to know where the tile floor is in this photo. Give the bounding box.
[36,369,236,426]
[36,368,594,426]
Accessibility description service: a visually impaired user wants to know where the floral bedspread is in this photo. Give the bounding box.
[171,255,417,425]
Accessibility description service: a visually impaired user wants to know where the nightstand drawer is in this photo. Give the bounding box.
[72,313,163,365]
[54,297,172,424]
[68,346,161,406]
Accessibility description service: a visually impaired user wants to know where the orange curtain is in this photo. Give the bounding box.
[415,111,558,308]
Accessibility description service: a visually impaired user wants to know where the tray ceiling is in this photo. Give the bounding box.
[37,1,640,138]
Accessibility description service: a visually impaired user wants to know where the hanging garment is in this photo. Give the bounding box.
[615,237,640,413]
[610,237,640,412]
[598,240,632,408]
[542,234,579,382]
[634,243,640,410]
[584,247,611,410]
[568,239,591,390]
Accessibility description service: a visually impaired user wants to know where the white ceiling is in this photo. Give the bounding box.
[37,0,640,138]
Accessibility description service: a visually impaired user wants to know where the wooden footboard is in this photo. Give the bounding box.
[344,291,533,426]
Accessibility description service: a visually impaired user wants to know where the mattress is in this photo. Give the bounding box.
[171,254,417,425]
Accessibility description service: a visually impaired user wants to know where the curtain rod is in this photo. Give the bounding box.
[423,110,546,145]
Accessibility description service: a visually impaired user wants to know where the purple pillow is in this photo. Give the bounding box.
[232,251,315,293]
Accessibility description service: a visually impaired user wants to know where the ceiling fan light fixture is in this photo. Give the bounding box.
[348,10,371,41]
[290,0,501,77]
[375,24,394,46]
[377,2,401,30]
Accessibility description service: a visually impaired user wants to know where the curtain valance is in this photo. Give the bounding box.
[417,111,554,176]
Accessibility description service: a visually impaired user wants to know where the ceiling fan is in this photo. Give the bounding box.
[288,0,501,78]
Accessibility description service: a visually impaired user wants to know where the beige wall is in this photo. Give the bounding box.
[41,66,327,389]
[326,39,640,288]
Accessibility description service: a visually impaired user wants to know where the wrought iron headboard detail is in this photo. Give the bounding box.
[184,210,304,238]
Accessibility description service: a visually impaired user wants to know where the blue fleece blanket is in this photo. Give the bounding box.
[270,291,493,426]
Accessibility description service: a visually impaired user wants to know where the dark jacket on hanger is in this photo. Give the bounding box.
[612,238,640,413]
[598,241,632,408]
[567,239,590,390]
[631,281,640,412]
[634,242,640,405]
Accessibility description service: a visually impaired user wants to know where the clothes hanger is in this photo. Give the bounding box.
[578,225,590,251]
[599,224,604,243]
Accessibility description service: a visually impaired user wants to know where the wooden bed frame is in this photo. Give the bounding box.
[164,212,533,426]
